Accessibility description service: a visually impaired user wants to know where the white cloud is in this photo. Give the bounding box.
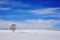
[0,0,8,4]
[23,19,60,29]
[0,19,60,30]
[0,0,30,7]
[29,8,60,14]
[0,8,11,11]
[9,1,30,7]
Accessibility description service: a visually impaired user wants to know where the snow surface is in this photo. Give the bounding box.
[0,30,60,40]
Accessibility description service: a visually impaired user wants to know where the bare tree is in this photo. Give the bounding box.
[10,24,16,32]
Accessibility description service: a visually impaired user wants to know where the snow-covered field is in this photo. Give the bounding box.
[0,30,60,40]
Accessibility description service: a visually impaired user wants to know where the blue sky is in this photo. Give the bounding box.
[0,0,60,30]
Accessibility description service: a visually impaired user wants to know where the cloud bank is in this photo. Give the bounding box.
[0,19,60,30]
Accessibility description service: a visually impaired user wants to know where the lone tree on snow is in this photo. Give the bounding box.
[10,24,16,32]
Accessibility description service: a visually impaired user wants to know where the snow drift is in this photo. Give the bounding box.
[0,30,60,40]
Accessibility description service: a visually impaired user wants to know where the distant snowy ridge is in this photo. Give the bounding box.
[0,30,60,32]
